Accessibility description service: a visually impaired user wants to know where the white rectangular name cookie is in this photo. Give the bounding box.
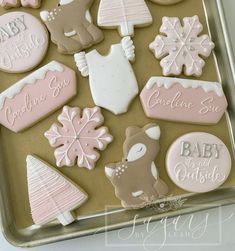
[0,61,77,133]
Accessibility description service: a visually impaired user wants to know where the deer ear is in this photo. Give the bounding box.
[40,11,49,22]
[145,125,161,140]
[105,166,115,178]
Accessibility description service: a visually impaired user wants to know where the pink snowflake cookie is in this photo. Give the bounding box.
[45,106,113,170]
[149,15,215,77]
[0,0,41,8]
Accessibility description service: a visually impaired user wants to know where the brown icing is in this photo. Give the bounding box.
[105,123,168,209]
[40,0,103,54]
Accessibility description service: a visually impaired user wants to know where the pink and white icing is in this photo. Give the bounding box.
[140,77,228,125]
[0,61,77,133]
[0,12,48,73]
[21,0,41,7]
[149,16,215,77]
[97,0,153,37]
[0,0,41,8]
[45,106,113,170]
[27,155,88,226]
[166,132,231,193]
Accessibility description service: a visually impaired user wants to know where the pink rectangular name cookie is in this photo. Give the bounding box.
[140,77,228,125]
[0,61,77,133]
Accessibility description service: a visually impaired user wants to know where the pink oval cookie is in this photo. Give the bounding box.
[0,12,48,73]
[166,132,231,193]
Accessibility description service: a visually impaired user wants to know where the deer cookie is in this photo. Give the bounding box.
[105,124,168,209]
[40,0,104,54]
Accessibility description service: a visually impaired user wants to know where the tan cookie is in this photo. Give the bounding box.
[40,0,104,54]
[105,124,168,209]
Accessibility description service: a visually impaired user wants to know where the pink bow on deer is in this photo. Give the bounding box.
[0,0,41,8]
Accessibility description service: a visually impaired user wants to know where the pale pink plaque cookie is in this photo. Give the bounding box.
[166,132,232,193]
[0,12,48,73]
[140,77,228,125]
[97,0,153,37]
[0,61,77,133]
[149,16,215,77]
[27,155,88,226]
[45,106,113,170]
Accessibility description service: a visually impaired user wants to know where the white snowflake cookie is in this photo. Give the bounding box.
[149,15,215,77]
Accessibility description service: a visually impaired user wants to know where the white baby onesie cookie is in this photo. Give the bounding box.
[74,37,139,115]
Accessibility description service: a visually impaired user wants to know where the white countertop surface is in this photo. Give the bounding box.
[1,0,235,250]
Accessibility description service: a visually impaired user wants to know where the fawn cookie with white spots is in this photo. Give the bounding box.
[40,0,103,54]
[105,123,168,209]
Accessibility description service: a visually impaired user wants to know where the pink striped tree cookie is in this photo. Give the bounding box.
[27,155,88,226]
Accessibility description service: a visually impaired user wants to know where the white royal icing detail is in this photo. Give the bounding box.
[132,190,144,197]
[74,52,89,77]
[0,61,64,110]
[151,162,158,179]
[121,36,135,62]
[105,166,115,177]
[59,0,74,5]
[127,143,147,162]
[40,11,49,22]
[64,30,77,37]
[146,77,224,97]
[145,126,161,140]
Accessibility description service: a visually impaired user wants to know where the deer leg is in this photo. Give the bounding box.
[50,28,82,54]
[74,24,94,47]
[86,23,104,42]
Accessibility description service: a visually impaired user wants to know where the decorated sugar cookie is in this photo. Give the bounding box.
[40,0,104,54]
[0,0,20,8]
[97,0,153,37]
[27,155,88,226]
[0,12,48,73]
[149,16,215,77]
[149,0,183,5]
[105,124,168,209]
[166,132,232,193]
[0,61,77,133]
[0,0,41,8]
[45,106,113,169]
[74,37,139,115]
[21,0,41,8]
[140,77,228,125]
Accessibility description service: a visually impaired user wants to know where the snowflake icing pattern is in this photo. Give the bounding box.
[45,106,113,170]
[149,15,215,76]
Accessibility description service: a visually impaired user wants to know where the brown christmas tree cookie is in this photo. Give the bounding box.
[40,0,104,54]
[105,123,168,209]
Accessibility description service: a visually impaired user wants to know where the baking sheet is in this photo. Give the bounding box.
[0,0,234,247]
